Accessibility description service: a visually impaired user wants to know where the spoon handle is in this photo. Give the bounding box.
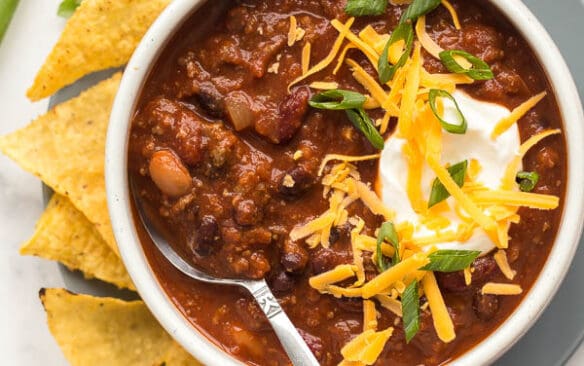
[249,282,320,366]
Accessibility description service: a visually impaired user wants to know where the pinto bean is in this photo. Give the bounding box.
[149,150,192,197]
[281,239,309,273]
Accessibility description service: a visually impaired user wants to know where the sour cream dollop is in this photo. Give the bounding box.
[378,90,521,254]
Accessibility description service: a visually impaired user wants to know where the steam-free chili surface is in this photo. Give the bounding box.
[128,0,566,364]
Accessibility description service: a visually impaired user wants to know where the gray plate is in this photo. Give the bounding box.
[49,1,584,364]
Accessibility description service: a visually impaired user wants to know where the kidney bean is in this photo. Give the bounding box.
[473,291,499,321]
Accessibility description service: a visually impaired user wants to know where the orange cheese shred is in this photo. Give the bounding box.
[491,91,547,139]
[301,42,311,74]
[441,0,462,29]
[288,17,355,90]
[422,272,456,342]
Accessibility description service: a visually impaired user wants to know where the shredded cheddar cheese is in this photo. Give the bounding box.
[363,300,378,331]
[309,264,356,290]
[309,81,340,90]
[375,294,403,317]
[422,272,456,342]
[341,328,394,365]
[288,17,355,90]
[482,282,523,295]
[301,42,311,75]
[469,190,559,209]
[361,253,430,298]
[491,91,547,139]
[441,0,462,29]
[494,250,516,280]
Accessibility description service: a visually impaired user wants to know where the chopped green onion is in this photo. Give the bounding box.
[345,108,385,149]
[400,0,441,23]
[376,221,400,272]
[378,22,414,84]
[516,171,539,192]
[308,90,383,149]
[57,0,82,18]
[0,0,19,44]
[428,160,467,208]
[309,89,367,110]
[428,89,468,134]
[439,50,494,80]
[421,250,481,272]
[402,280,420,343]
[344,0,387,16]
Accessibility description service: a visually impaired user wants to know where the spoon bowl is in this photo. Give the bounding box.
[131,181,319,366]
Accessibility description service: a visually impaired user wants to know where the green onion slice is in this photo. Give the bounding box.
[402,280,420,343]
[400,0,442,23]
[439,50,494,80]
[421,250,481,272]
[428,89,468,134]
[345,108,385,150]
[378,22,414,84]
[0,0,19,44]
[516,171,539,192]
[344,0,387,16]
[57,0,82,18]
[309,89,367,110]
[428,160,467,208]
[375,221,399,272]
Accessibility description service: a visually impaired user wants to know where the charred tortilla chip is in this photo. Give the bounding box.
[27,0,170,100]
[21,195,134,290]
[40,288,189,366]
[0,73,121,255]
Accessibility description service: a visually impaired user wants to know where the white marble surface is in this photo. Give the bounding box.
[0,1,582,366]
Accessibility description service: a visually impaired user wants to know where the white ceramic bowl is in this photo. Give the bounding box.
[106,1,584,364]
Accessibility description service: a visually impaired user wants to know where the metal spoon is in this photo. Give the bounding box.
[132,186,320,366]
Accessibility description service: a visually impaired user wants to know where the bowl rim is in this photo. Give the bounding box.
[105,0,584,365]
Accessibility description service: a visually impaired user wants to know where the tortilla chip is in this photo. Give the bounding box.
[160,342,203,366]
[21,195,134,290]
[27,0,170,101]
[0,73,121,255]
[40,288,178,366]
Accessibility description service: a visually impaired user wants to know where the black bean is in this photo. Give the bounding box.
[473,291,499,321]
[278,165,315,197]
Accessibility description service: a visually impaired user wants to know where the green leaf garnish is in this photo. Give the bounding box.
[516,171,539,192]
[400,0,442,23]
[439,50,494,80]
[428,160,467,208]
[57,0,82,18]
[428,89,468,134]
[345,108,385,150]
[309,89,367,110]
[344,0,387,17]
[376,221,399,272]
[0,0,19,44]
[378,22,414,84]
[402,280,420,343]
[421,250,481,272]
